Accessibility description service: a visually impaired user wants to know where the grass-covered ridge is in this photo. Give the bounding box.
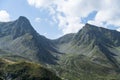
[0,59,61,80]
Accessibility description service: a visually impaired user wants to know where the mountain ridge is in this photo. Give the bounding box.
[0,16,60,64]
[1,16,120,80]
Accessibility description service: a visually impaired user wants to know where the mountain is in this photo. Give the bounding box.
[72,24,120,66]
[1,16,120,80]
[0,16,60,64]
[55,23,120,67]
[53,23,120,80]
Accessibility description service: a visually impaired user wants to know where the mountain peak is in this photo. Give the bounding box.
[85,23,91,26]
[83,23,99,30]
[18,16,28,20]
[12,16,36,39]
[74,23,103,45]
[17,16,30,23]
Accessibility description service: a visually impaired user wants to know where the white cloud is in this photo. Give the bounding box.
[0,10,10,22]
[117,28,120,32]
[88,20,105,27]
[27,0,52,8]
[27,0,120,34]
[43,32,47,35]
[35,17,41,22]
[58,14,84,34]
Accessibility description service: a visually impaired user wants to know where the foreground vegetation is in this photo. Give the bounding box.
[0,59,61,80]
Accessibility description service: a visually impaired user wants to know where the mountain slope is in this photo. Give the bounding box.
[55,23,120,66]
[0,58,61,80]
[52,23,120,80]
[0,16,60,64]
[1,17,120,80]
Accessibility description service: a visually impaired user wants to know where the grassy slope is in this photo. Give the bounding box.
[0,59,61,80]
[52,54,120,80]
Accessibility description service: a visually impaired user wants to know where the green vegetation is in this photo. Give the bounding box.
[53,54,120,80]
[0,59,61,80]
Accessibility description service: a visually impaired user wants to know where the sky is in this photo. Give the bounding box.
[0,0,120,39]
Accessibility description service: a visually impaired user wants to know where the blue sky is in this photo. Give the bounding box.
[0,0,120,39]
[0,0,62,39]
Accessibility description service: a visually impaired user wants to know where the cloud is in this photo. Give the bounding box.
[43,32,47,35]
[35,17,41,22]
[27,0,120,34]
[117,28,120,32]
[0,10,10,22]
[27,0,52,8]
[57,14,84,34]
